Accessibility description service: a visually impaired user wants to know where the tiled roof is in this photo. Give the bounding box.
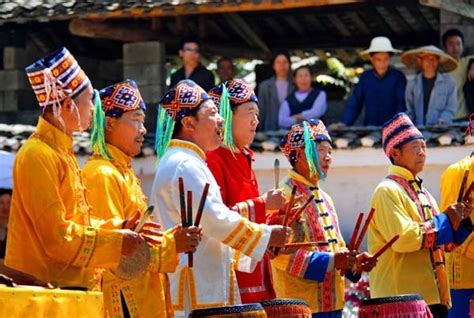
[0,1,216,22]
[0,122,469,156]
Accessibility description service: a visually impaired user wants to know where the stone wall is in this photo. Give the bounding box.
[123,41,166,131]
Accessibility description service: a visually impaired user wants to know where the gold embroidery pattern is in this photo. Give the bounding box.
[72,226,98,267]
[222,218,246,245]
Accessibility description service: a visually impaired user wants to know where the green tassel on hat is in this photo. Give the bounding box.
[303,121,325,180]
[155,105,175,160]
[219,84,237,153]
[90,89,111,160]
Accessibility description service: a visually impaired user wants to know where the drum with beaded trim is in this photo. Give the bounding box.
[359,294,433,318]
[260,298,311,318]
[189,303,267,318]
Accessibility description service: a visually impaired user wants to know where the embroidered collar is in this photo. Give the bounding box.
[288,169,319,190]
[388,165,423,189]
[106,144,132,168]
[169,139,206,161]
[33,116,73,151]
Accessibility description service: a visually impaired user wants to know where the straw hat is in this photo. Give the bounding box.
[360,36,401,59]
[401,45,458,73]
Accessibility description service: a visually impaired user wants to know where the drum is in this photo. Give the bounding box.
[189,303,267,317]
[260,298,311,318]
[359,294,432,318]
[112,242,151,280]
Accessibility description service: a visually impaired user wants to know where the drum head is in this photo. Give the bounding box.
[361,294,423,306]
[112,242,151,280]
[260,298,310,307]
[190,303,265,317]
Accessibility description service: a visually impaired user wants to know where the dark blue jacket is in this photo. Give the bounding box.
[342,68,406,126]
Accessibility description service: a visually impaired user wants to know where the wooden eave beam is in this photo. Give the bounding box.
[83,0,366,19]
[224,13,271,55]
[419,0,474,19]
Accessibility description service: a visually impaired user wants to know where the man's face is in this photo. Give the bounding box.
[217,60,235,83]
[232,102,259,148]
[419,54,439,76]
[179,42,200,65]
[391,139,426,176]
[65,85,94,132]
[294,140,333,180]
[370,52,391,77]
[445,35,463,59]
[188,99,224,152]
[106,109,147,157]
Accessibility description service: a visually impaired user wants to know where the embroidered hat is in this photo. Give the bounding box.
[208,79,258,152]
[90,80,146,160]
[160,79,210,122]
[99,80,146,117]
[280,119,331,179]
[382,112,424,158]
[401,45,458,73]
[208,79,258,110]
[25,47,91,112]
[155,80,211,159]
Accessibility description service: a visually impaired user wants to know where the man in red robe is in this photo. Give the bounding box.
[207,79,287,303]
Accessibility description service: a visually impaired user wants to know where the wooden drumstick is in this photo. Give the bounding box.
[284,241,329,248]
[287,194,314,226]
[457,170,469,203]
[187,190,193,268]
[194,183,210,227]
[348,212,364,250]
[354,208,375,251]
[372,235,400,260]
[178,177,187,226]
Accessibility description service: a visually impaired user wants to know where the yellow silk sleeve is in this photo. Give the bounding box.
[14,143,122,269]
[370,185,424,253]
[148,229,179,273]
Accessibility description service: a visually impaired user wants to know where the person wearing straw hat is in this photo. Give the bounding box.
[150,79,292,317]
[5,47,145,290]
[207,79,287,304]
[82,80,202,318]
[440,114,474,318]
[367,112,472,318]
[330,36,406,129]
[442,28,474,120]
[402,45,458,126]
[269,119,375,318]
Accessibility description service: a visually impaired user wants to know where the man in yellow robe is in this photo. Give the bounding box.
[5,48,144,290]
[440,115,474,318]
[368,112,472,318]
[83,80,201,317]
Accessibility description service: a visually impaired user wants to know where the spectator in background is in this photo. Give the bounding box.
[442,28,474,120]
[330,37,406,129]
[170,36,215,91]
[258,49,295,132]
[216,56,236,83]
[402,45,458,126]
[279,65,327,129]
[0,151,14,260]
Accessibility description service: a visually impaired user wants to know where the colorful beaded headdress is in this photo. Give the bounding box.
[208,79,258,152]
[155,80,210,159]
[280,119,331,179]
[382,112,424,159]
[90,80,146,160]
